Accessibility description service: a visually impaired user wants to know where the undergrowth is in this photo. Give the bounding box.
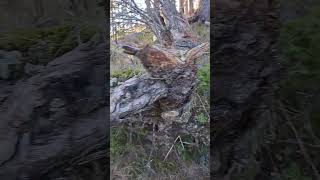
[264,2,320,179]
[0,23,99,57]
[111,126,209,179]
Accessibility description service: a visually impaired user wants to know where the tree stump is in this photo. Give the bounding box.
[110,42,209,126]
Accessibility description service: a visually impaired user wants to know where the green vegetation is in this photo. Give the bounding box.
[196,112,208,124]
[281,9,320,96]
[197,64,210,96]
[272,3,320,179]
[112,28,155,44]
[110,127,128,158]
[111,67,145,79]
[110,126,209,179]
[280,4,320,133]
[0,24,99,58]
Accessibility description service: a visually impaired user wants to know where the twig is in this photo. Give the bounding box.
[196,92,210,120]
[279,102,320,179]
[178,136,185,150]
[163,136,180,161]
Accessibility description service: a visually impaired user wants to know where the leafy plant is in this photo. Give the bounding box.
[196,112,208,124]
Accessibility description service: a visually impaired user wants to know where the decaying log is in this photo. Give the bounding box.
[110,42,209,125]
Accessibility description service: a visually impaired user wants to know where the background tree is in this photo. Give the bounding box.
[112,0,197,47]
[188,0,194,16]
[179,0,185,13]
[189,0,209,23]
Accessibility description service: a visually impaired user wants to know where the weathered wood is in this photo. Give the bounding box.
[110,75,168,123]
[110,42,209,125]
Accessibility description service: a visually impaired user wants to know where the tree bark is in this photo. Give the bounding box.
[184,0,189,16]
[179,0,185,13]
[188,0,210,23]
[212,0,280,178]
[111,42,209,125]
[188,0,194,16]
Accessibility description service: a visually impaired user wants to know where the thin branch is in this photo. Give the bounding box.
[279,102,320,179]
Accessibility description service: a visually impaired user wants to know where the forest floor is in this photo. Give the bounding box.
[110,23,210,179]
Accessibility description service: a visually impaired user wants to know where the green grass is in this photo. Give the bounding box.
[110,127,128,158]
[197,64,210,96]
[111,67,145,79]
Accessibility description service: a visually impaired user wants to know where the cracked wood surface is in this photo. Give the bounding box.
[110,42,209,125]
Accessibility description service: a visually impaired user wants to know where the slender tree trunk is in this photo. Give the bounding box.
[179,0,185,13]
[184,0,188,16]
[188,0,210,23]
[188,0,194,16]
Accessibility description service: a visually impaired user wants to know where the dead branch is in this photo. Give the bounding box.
[184,42,210,63]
